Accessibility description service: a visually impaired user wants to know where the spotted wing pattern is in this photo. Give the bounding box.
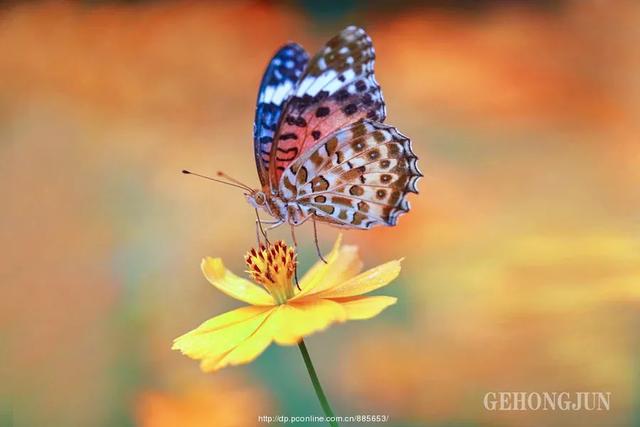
[268,26,386,188]
[279,120,421,229]
[254,43,309,188]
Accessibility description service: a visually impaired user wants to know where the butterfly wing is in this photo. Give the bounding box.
[268,26,386,189]
[254,43,309,188]
[279,119,421,229]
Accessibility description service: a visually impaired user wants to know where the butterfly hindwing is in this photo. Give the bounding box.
[279,120,421,229]
[254,43,309,188]
[268,26,386,188]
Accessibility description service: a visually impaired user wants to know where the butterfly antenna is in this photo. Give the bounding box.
[217,171,252,191]
[182,169,249,191]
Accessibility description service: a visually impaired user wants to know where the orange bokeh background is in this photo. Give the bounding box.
[1,1,638,426]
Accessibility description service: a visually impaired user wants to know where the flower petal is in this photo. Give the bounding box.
[292,235,363,300]
[332,295,397,320]
[172,305,273,362]
[201,257,274,305]
[267,300,348,345]
[195,300,349,370]
[200,309,277,372]
[313,259,402,298]
[173,288,396,373]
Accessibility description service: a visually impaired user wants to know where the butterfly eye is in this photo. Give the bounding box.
[255,193,265,205]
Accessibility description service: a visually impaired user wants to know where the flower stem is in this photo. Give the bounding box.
[298,339,339,427]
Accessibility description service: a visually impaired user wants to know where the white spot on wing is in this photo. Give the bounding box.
[341,69,356,83]
[271,80,294,105]
[296,75,315,97]
[259,85,275,103]
[324,78,343,94]
[309,70,337,95]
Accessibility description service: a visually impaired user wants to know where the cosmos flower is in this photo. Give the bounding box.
[172,235,401,372]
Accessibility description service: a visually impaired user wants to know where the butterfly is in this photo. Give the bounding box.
[186,26,421,253]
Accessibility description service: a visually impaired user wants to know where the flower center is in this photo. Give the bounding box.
[245,240,297,304]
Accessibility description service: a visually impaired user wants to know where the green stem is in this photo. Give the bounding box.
[298,339,339,427]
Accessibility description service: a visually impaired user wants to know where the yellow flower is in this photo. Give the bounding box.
[172,235,401,372]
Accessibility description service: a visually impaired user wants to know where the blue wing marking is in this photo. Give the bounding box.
[253,43,309,187]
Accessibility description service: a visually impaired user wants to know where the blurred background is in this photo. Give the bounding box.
[1,1,639,426]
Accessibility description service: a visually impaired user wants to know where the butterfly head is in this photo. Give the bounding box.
[246,190,268,209]
[246,189,288,221]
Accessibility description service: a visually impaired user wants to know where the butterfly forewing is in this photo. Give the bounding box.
[254,43,309,188]
[268,26,386,188]
[279,120,421,229]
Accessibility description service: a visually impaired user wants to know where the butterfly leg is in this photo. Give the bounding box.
[290,224,298,247]
[254,217,263,246]
[294,267,301,290]
[312,215,328,264]
[290,225,302,290]
[265,220,284,231]
[255,209,271,246]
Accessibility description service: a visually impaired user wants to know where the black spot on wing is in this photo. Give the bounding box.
[315,107,330,117]
[335,89,350,101]
[343,103,358,115]
[279,133,298,140]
